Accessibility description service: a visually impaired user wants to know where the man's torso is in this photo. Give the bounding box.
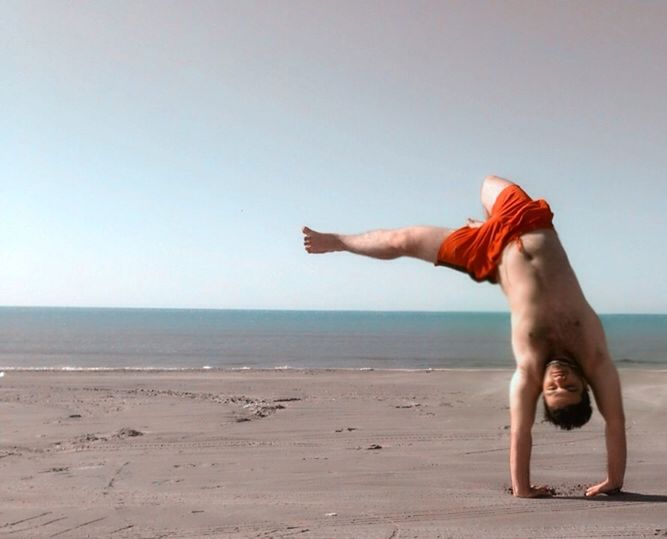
[497,229,604,381]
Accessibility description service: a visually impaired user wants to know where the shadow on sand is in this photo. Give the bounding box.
[557,491,667,503]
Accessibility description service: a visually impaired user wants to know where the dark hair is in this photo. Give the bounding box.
[543,388,592,430]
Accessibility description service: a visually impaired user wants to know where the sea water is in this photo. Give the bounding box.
[0,307,664,371]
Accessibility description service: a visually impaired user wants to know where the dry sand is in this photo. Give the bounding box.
[1,369,666,538]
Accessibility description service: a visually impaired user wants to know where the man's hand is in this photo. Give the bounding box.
[513,485,554,498]
[465,218,484,228]
[585,479,622,497]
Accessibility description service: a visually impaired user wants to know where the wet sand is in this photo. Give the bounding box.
[1,369,666,538]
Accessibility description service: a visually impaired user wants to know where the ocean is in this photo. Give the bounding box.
[0,307,665,371]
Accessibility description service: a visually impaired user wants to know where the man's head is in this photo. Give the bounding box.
[542,358,592,430]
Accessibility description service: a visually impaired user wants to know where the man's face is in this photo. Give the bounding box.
[542,360,585,409]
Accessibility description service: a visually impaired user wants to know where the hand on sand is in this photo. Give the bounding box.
[512,485,554,498]
[585,479,622,497]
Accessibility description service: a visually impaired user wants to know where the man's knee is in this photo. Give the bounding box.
[481,175,514,215]
[482,175,513,192]
[388,228,413,256]
[389,227,447,262]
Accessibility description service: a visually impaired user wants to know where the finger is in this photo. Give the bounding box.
[531,486,552,498]
[585,486,600,497]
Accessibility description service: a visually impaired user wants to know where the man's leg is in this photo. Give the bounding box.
[302,225,453,264]
[480,175,515,218]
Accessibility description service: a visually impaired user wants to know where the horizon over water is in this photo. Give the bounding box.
[0,307,665,371]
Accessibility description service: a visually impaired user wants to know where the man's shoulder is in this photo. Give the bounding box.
[510,311,549,359]
[574,309,613,370]
[510,323,547,381]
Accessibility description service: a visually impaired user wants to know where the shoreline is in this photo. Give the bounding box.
[1,369,666,537]
[1,365,666,373]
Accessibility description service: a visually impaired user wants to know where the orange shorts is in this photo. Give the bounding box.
[436,185,555,283]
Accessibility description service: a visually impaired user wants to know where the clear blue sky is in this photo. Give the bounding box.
[2,1,666,313]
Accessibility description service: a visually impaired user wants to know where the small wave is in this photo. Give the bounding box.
[0,365,316,373]
[616,358,643,365]
[0,366,225,373]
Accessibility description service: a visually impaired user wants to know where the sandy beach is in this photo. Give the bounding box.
[1,369,666,538]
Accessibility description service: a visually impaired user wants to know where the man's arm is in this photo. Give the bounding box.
[586,358,626,496]
[509,367,550,497]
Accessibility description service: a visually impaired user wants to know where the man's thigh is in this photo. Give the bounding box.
[401,226,454,264]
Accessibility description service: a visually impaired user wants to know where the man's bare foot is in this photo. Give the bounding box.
[302,226,343,254]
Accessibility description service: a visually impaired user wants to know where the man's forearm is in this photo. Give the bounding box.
[605,420,626,486]
[510,429,532,495]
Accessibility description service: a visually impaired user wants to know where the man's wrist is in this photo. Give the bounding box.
[607,476,623,488]
[511,482,531,496]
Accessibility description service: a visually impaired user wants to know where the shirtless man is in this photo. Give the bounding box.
[302,175,626,498]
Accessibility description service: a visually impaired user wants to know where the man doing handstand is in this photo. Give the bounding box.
[302,175,626,498]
